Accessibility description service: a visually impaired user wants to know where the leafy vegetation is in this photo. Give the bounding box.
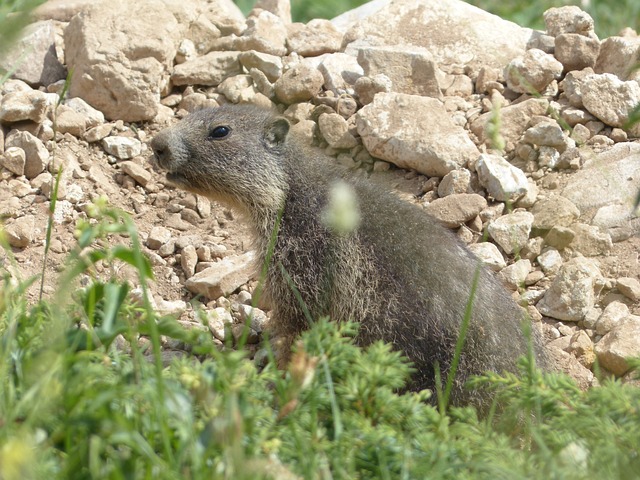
[1,201,640,479]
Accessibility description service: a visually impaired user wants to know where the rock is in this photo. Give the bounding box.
[179,93,219,113]
[522,121,571,153]
[356,93,480,177]
[120,161,152,187]
[475,66,503,94]
[560,106,596,127]
[236,290,253,305]
[554,33,600,71]
[595,36,640,82]
[442,74,473,97]
[274,61,324,104]
[543,6,595,37]
[423,193,487,228]
[84,124,113,143]
[1,147,26,176]
[231,323,260,344]
[487,211,534,254]
[547,347,595,390]
[65,97,105,128]
[335,0,536,71]
[476,154,528,202]
[568,330,596,368]
[238,50,283,83]
[544,226,575,250]
[595,301,630,336]
[179,0,245,54]
[595,318,640,376]
[176,39,197,64]
[580,73,640,135]
[559,67,594,108]
[570,123,591,144]
[561,143,640,211]
[537,257,603,321]
[468,242,506,271]
[286,19,343,56]
[217,75,256,103]
[0,90,49,124]
[181,244,198,279]
[617,277,640,302]
[155,298,187,318]
[34,0,96,21]
[514,180,537,210]
[4,130,50,179]
[0,20,66,87]
[215,10,288,56]
[252,0,291,24]
[568,223,612,256]
[237,304,268,333]
[356,45,442,99]
[318,53,364,95]
[537,248,563,274]
[64,0,180,121]
[318,113,358,149]
[499,259,531,290]
[437,169,471,197]
[102,137,142,160]
[172,51,243,87]
[470,98,549,148]
[548,335,572,352]
[504,49,563,94]
[185,251,256,299]
[0,197,21,218]
[353,74,392,105]
[4,215,37,247]
[591,203,639,232]
[530,195,580,231]
[53,105,86,137]
[207,307,233,341]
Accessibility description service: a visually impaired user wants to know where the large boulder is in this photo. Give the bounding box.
[562,143,640,211]
[333,0,538,71]
[64,0,181,121]
[0,20,66,87]
[63,0,245,122]
[356,92,479,176]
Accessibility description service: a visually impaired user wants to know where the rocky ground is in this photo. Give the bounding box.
[1,0,640,386]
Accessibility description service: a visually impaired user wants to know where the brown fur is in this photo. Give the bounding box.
[151,104,548,406]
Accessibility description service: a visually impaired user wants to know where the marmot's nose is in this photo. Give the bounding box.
[150,134,171,169]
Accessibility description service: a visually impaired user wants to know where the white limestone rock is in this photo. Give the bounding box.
[102,137,142,160]
[476,154,528,202]
[185,251,256,299]
[595,317,640,376]
[357,93,480,177]
[537,257,603,321]
[487,211,534,254]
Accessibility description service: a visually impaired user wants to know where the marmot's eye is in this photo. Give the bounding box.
[209,125,231,139]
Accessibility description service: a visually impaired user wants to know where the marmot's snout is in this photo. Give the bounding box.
[150,131,173,171]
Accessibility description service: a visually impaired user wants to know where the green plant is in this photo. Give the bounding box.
[2,199,640,479]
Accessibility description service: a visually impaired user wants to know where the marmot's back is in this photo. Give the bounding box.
[151,104,548,406]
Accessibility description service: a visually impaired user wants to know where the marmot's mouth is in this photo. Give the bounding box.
[165,171,189,187]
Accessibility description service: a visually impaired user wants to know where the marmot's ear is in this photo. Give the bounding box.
[265,117,290,149]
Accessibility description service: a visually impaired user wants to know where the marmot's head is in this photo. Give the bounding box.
[151,105,290,213]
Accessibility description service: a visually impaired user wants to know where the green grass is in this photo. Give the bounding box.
[1,201,640,479]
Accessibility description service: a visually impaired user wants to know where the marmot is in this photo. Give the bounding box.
[151,104,548,406]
